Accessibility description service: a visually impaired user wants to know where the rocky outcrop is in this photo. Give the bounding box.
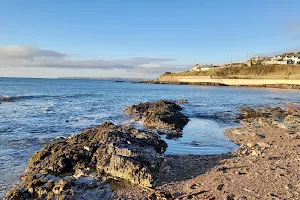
[237,106,286,120]
[248,84,300,90]
[5,173,111,200]
[0,96,15,103]
[124,100,189,137]
[237,105,300,135]
[5,122,168,199]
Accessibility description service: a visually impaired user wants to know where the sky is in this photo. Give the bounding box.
[0,0,300,78]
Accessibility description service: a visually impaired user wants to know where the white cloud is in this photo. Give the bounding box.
[0,45,67,59]
[0,45,191,76]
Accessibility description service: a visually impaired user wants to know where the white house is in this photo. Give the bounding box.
[189,64,217,72]
[282,54,300,64]
[261,53,300,65]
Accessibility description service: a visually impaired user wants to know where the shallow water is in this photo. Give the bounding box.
[0,77,300,197]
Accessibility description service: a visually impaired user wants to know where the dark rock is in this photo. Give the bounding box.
[124,100,189,133]
[148,190,175,200]
[217,184,224,191]
[0,96,15,103]
[5,122,168,199]
[227,194,236,200]
[5,173,108,200]
[237,107,269,119]
[190,184,197,189]
[284,115,300,131]
[237,106,287,120]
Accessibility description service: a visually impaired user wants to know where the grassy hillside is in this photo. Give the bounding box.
[163,64,300,79]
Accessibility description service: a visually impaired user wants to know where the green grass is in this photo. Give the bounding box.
[162,64,300,79]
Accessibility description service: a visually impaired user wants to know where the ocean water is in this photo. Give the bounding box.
[1,77,300,197]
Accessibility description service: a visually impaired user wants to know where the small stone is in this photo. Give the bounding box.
[217,184,224,191]
[236,171,247,175]
[291,133,300,139]
[276,122,287,129]
[287,130,296,135]
[241,150,248,155]
[74,169,85,178]
[284,185,292,190]
[190,184,197,189]
[255,134,265,139]
[251,149,261,156]
[28,187,34,194]
[227,194,235,200]
[258,142,271,148]
[52,186,61,195]
[247,143,255,148]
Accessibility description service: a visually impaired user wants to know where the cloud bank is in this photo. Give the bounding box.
[0,45,189,75]
[0,45,67,59]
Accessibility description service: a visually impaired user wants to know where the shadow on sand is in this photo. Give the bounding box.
[158,154,234,185]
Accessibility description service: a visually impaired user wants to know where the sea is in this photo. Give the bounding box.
[0,77,300,197]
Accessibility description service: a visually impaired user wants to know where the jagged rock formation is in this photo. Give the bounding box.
[0,96,15,103]
[5,122,168,199]
[237,105,300,133]
[124,100,189,137]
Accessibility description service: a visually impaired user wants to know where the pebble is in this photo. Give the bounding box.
[28,187,34,194]
[284,185,292,190]
[247,143,256,148]
[217,184,224,191]
[251,149,261,156]
[190,184,197,189]
[84,146,90,151]
[257,142,271,148]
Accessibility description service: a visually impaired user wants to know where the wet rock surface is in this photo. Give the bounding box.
[5,122,168,199]
[237,106,287,120]
[0,96,15,103]
[124,100,189,137]
[247,83,300,90]
[148,81,300,90]
[5,173,111,200]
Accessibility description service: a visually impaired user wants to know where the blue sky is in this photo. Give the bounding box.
[0,0,300,78]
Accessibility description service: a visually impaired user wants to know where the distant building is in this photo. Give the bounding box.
[264,60,288,65]
[189,64,219,72]
[248,56,269,65]
[248,53,300,65]
[282,54,300,64]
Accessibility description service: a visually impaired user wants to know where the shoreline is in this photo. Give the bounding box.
[4,103,300,199]
[140,80,300,90]
[147,75,300,90]
[114,106,300,199]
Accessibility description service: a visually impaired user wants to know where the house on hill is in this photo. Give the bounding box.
[264,53,300,65]
[189,64,218,71]
[248,53,300,65]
